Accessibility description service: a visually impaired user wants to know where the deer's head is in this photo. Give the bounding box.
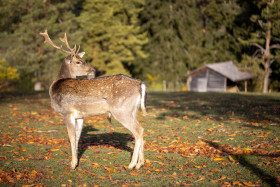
[40,30,95,79]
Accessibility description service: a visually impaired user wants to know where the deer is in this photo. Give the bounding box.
[40,30,147,170]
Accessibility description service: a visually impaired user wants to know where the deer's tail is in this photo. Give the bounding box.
[140,83,147,116]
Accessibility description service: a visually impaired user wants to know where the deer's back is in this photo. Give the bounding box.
[50,74,143,116]
[51,74,142,96]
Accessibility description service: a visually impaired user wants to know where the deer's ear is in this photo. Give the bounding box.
[65,59,71,64]
[78,52,85,58]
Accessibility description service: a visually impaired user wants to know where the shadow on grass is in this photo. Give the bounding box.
[148,92,280,126]
[78,125,134,162]
[0,91,49,102]
[205,140,280,186]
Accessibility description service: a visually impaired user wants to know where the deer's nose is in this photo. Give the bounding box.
[87,67,96,76]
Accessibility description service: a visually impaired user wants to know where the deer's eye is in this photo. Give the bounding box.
[76,61,81,64]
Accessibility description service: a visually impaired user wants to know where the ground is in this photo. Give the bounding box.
[0,91,279,186]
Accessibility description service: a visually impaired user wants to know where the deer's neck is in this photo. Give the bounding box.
[55,62,72,80]
[50,63,71,98]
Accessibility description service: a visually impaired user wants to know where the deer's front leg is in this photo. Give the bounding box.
[64,114,83,170]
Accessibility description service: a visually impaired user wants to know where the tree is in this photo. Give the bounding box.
[140,0,207,90]
[78,0,148,76]
[0,0,80,91]
[203,0,242,62]
[0,58,19,91]
[239,0,280,93]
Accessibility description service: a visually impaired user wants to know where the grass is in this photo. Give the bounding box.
[0,91,279,186]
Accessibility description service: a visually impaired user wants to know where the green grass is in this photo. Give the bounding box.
[0,91,279,186]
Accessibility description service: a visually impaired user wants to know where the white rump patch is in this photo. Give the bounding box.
[140,84,146,109]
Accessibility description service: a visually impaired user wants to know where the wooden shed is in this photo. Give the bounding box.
[186,61,253,92]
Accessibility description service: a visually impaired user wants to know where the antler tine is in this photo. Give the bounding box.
[72,45,77,55]
[59,33,76,54]
[40,30,72,55]
[76,45,81,55]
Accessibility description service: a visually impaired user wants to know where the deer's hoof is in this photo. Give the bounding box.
[135,162,143,170]
[70,162,77,170]
[127,163,136,170]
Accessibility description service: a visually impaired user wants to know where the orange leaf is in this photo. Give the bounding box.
[107,152,116,155]
[6,176,15,183]
[242,181,258,186]
[31,170,37,174]
[145,159,151,164]
[214,157,225,161]
[50,149,59,152]
[0,156,7,161]
[229,155,235,162]
[211,169,221,172]
[99,176,105,179]
[211,180,218,183]
[129,171,138,176]
[197,176,206,181]
[233,181,242,185]
[92,162,100,168]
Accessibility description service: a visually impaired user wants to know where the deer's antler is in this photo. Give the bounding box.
[40,30,76,55]
[76,45,81,55]
[59,33,77,54]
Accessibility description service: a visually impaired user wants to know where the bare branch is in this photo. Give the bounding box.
[252,49,262,57]
[270,44,280,49]
[250,43,265,53]
[258,20,263,29]
[272,36,280,42]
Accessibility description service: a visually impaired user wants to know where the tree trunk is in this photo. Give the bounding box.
[263,66,270,93]
[262,0,274,93]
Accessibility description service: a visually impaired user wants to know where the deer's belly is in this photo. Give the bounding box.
[51,95,109,118]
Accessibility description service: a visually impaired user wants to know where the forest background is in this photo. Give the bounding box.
[0,0,279,93]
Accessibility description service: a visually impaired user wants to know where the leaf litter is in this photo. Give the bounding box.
[0,92,280,186]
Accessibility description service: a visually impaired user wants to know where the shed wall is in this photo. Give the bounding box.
[189,70,207,92]
[207,69,225,91]
[189,68,226,92]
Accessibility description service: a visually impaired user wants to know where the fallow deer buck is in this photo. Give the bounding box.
[40,30,147,170]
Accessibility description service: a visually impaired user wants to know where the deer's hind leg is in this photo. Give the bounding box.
[111,111,144,170]
[64,114,84,170]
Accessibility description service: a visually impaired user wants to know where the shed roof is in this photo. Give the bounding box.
[188,61,254,82]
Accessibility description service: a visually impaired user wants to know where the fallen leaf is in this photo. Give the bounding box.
[228,155,235,162]
[242,181,259,186]
[107,152,116,155]
[196,176,206,181]
[129,171,138,176]
[211,179,218,183]
[99,176,105,179]
[50,149,59,152]
[233,181,242,185]
[214,158,225,161]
